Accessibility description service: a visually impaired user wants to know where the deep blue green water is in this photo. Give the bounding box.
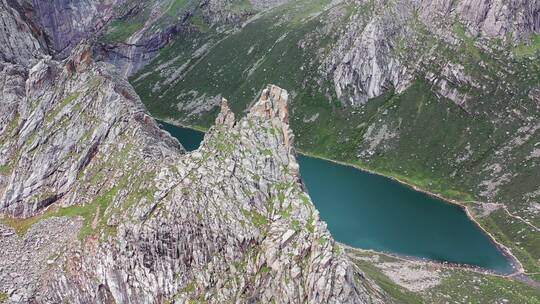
[161,122,206,151]
[160,121,513,273]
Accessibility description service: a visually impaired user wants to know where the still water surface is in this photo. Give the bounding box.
[160,121,513,273]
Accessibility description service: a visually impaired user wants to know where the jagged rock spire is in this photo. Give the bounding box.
[215,98,236,127]
[249,84,290,124]
[249,85,299,176]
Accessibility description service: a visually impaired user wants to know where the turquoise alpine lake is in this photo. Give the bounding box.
[159,121,514,273]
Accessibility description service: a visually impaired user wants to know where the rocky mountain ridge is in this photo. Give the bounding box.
[0,1,390,301]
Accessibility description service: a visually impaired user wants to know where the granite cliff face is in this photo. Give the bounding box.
[30,0,121,58]
[0,0,46,67]
[456,0,540,39]
[326,0,540,106]
[324,0,415,105]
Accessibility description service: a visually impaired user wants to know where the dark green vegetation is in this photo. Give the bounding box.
[129,0,540,279]
[101,0,196,43]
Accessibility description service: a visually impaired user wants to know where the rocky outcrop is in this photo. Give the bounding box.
[418,0,540,40]
[325,0,539,106]
[40,84,387,303]
[249,0,290,10]
[199,0,256,26]
[198,0,295,28]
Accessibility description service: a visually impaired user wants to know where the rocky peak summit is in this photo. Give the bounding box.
[215,98,236,127]
[250,85,290,124]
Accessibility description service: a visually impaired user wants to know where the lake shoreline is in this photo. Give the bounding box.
[157,118,523,277]
[340,244,525,282]
[298,151,524,276]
